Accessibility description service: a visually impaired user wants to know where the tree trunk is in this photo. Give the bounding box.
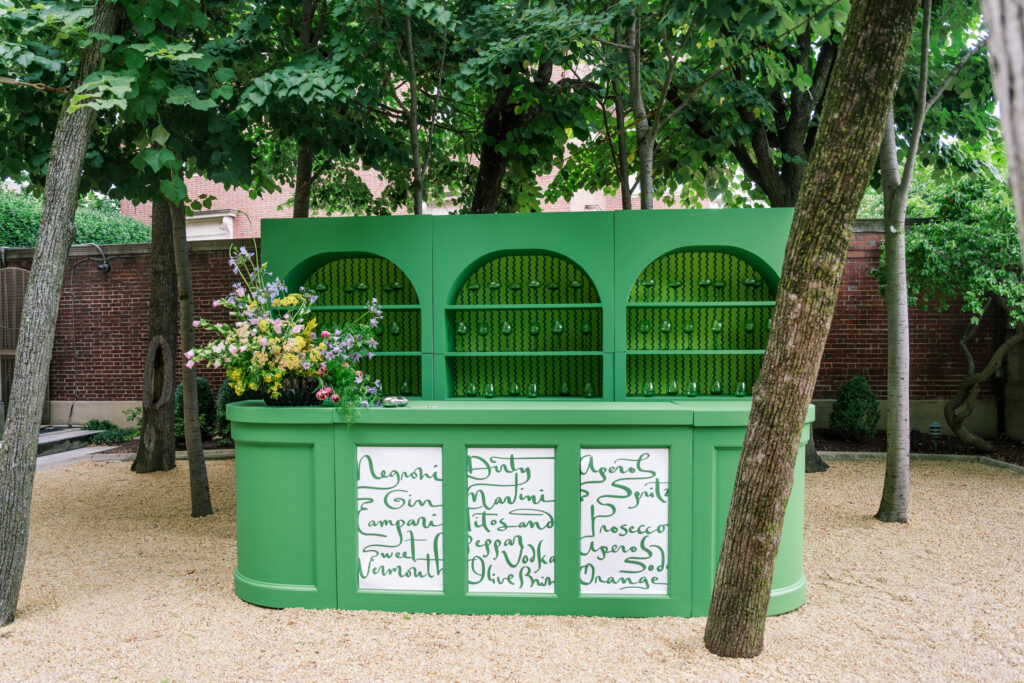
[625,17,654,210]
[804,431,829,473]
[703,0,919,659]
[470,86,514,214]
[945,326,1024,452]
[877,111,911,523]
[0,0,122,627]
[405,14,423,215]
[133,202,178,473]
[293,142,313,219]
[982,0,1024,257]
[169,201,212,517]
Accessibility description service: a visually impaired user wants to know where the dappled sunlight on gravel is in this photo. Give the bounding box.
[0,459,1021,680]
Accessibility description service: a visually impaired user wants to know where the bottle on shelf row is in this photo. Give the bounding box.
[463,381,597,398]
[639,380,748,397]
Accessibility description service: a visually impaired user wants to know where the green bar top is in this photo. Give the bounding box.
[228,399,815,428]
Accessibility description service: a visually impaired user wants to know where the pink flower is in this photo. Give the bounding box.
[320,331,330,339]
[292,324,303,334]
[184,349,194,359]
[192,320,200,328]
[330,393,340,403]
[228,345,238,355]
[185,360,195,369]
[259,337,269,347]
[316,387,332,401]
[235,287,245,297]
[354,370,363,384]
[212,299,220,307]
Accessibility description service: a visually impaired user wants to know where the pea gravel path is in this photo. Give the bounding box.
[0,459,1021,681]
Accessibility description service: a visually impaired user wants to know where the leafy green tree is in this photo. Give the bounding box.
[877,175,1023,452]
[876,0,994,523]
[0,0,123,628]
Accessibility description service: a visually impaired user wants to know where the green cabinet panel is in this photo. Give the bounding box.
[262,216,435,397]
[232,419,337,609]
[228,400,810,617]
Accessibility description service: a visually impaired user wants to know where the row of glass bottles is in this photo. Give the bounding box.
[639,380,749,397]
[462,381,598,398]
[310,281,409,300]
[632,318,768,349]
[455,320,593,336]
[633,277,766,301]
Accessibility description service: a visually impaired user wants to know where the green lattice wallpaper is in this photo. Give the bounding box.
[453,254,599,305]
[625,306,770,351]
[360,355,422,397]
[448,308,601,353]
[303,256,419,306]
[628,250,772,302]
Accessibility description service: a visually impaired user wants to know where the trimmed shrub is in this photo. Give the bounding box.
[174,377,217,438]
[0,189,150,247]
[214,378,261,437]
[829,375,881,442]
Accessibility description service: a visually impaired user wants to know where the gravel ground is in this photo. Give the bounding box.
[0,459,1021,681]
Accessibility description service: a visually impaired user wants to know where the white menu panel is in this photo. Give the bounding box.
[467,447,555,593]
[357,446,443,591]
[580,448,669,595]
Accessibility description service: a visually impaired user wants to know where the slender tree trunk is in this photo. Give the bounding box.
[293,143,313,219]
[945,324,1024,452]
[405,15,423,215]
[292,0,319,220]
[0,0,122,627]
[133,202,178,473]
[982,0,1024,257]
[625,17,654,210]
[704,0,919,658]
[169,201,212,517]
[877,110,911,523]
[614,87,632,210]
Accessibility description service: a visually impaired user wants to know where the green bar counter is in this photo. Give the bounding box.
[228,399,811,617]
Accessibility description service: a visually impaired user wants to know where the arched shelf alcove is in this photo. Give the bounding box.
[625,249,774,399]
[442,251,603,399]
[302,254,424,397]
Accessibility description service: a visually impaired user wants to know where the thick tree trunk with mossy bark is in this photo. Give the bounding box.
[0,0,122,627]
[703,0,919,658]
[133,202,178,473]
[169,201,212,517]
[982,0,1024,257]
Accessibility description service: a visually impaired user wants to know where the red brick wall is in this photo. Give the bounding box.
[4,224,1000,404]
[816,226,998,400]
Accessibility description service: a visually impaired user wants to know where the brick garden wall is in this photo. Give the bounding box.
[1,223,1001,405]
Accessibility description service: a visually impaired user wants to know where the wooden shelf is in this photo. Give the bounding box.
[626,301,774,308]
[625,350,766,356]
[444,351,604,357]
[445,303,601,310]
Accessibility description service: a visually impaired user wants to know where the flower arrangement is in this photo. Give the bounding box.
[186,245,382,410]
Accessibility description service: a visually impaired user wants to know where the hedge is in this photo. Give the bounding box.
[0,190,150,248]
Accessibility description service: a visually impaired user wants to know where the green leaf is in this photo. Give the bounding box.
[150,124,170,146]
[160,177,188,204]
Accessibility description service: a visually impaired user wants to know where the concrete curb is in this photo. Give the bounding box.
[107,449,236,461]
[820,450,1024,475]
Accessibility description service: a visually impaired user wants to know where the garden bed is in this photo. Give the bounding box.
[815,428,1024,467]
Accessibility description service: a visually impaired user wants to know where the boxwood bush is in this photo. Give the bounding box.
[0,189,150,247]
[829,375,881,442]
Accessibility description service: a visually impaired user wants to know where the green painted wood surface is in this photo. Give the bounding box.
[261,209,794,401]
[227,400,810,617]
